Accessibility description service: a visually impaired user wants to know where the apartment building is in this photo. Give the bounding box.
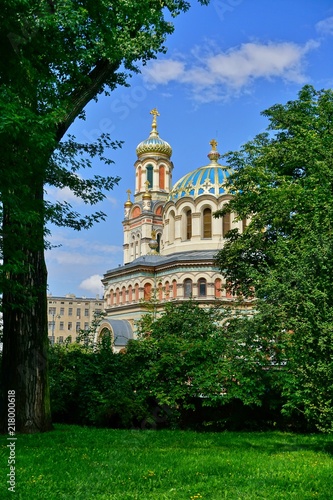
[47,294,104,344]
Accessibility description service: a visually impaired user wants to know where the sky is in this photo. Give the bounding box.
[45,0,333,298]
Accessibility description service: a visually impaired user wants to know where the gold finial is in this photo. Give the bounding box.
[149,108,160,137]
[208,139,220,163]
[210,139,218,151]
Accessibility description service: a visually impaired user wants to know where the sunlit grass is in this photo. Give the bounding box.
[1,425,332,499]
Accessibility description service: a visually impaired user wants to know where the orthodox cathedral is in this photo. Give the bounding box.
[97,109,247,349]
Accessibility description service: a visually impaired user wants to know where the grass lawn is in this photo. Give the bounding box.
[1,424,332,499]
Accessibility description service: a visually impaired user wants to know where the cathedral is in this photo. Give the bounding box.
[97,109,247,349]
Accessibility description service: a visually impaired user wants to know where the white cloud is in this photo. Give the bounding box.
[79,274,104,295]
[143,60,185,85]
[142,40,320,102]
[46,186,85,206]
[316,16,333,36]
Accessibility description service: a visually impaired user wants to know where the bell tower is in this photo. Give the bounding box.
[122,109,173,264]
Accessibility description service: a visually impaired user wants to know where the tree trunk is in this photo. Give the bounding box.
[1,176,52,433]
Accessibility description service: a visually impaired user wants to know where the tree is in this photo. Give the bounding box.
[0,0,209,433]
[125,301,274,427]
[215,85,333,432]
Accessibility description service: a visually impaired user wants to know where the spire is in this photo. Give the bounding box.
[149,108,160,138]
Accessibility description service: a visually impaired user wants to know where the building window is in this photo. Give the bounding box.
[169,211,175,243]
[157,233,161,253]
[135,283,139,301]
[198,278,207,297]
[76,308,81,318]
[122,287,126,303]
[144,283,152,300]
[76,322,81,332]
[158,282,163,301]
[68,307,73,316]
[203,208,212,238]
[60,307,64,316]
[172,280,177,298]
[84,322,89,330]
[159,165,165,189]
[186,210,192,240]
[48,307,56,315]
[184,279,192,298]
[165,281,170,300]
[84,308,89,316]
[223,212,231,237]
[128,285,133,302]
[146,164,153,188]
[59,322,64,331]
[58,336,64,344]
[68,322,72,331]
[215,278,222,298]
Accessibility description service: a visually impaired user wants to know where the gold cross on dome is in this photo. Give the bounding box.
[150,108,160,119]
[210,139,218,151]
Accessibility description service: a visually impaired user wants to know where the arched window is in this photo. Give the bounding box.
[157,233,161,253]
[128,285,133,302]
[223,212,231,237]
[144,282,152,300]
[138,166,142,191]
[184,279,192,298]
[116,288,120,305]
[186,210,192,240]
[168,211,175,243]
[215,278,222,298]
[122,286,126,303]
[146,164,153,188]
[203,208,212,238]
[110,290,114,306]
[159,165,165,189]
[158,282,163,301]
[165,281,170,300]
[172,279,177,298]
[135,283,139,301]
[198,278,207,297]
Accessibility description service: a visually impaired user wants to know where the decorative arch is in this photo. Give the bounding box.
[131,206,141,218]
[122,286,126,304]
[165,281,170,300]
[128,285,133,302]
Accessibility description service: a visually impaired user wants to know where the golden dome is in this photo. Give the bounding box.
[136,108,172,158]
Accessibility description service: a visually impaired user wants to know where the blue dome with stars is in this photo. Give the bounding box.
[167,140,232,201]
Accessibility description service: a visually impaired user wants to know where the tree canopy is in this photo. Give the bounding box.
[215,85,333,432]
[0,0,209,433]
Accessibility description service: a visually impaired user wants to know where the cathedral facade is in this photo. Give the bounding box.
[97,109,247,350]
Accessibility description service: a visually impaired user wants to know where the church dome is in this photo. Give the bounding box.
[136,108,172,158]
[167,140,232,201]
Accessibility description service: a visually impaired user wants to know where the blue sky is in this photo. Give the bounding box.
[46,0,333,298]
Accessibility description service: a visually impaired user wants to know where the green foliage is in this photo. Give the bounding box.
[48,340,148,428]
[215,85,333,432]
[126,301,277,425]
